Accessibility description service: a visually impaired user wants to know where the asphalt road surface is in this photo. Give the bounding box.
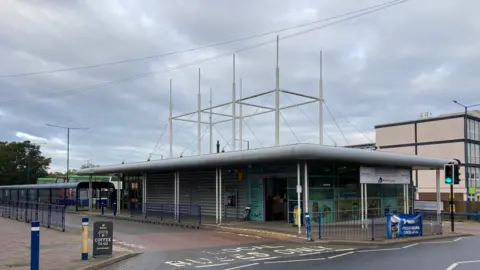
[64,214,362,270]
[207,236,480,270]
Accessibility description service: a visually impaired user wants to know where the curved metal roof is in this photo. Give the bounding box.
[0,181,115,190]
[76,143,454,175]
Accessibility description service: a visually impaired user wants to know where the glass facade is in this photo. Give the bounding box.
[283,161,412,224]
[467,119,480,141]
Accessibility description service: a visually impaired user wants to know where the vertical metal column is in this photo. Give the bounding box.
[209,88,213,154]
[406,184,410,214]
[239,78,243,150]
[215,168,218,224]
[296,162,301,235]
[116,176,121,215]
[169,79,173,158]
[219,168,223,224]
[304,162,309,214]
[232,55,236,152]
[361,183,364,229]
[177,171,180,221]
[319,50,324,145]
[197,68,202,155]
[403,185,407,214]
[274,35,280,147]
[436,169,441,224]
[364,184,368,228]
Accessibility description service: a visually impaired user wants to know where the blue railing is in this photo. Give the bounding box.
[0,201,66,231]
[415,210,480,221]
[128,203,202,226]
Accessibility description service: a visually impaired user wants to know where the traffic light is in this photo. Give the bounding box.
[444,164,453,184]
[453,164,461,184]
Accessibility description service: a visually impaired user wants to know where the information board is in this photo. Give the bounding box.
[360,166,411,184]
[93,221,113,257]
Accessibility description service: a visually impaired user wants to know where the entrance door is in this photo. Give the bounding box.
[265,177,287,221]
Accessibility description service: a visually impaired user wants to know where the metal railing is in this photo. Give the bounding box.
[0,201,66,231]
[315,209,442,240]
[128,203,202,226]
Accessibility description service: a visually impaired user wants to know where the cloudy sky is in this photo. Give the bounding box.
[0,0,477,172]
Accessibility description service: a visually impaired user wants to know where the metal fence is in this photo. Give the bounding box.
[0,201,66,231]
[127,203,202,226]
[315,209,442,241]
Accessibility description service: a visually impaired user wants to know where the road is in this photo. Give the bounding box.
[64,214,361,269]
[210,236,480,270]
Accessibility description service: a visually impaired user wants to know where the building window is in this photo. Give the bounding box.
[468,119,480,140]
[468,143,480,165]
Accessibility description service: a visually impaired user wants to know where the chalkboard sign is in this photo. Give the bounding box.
[93,221,113,257]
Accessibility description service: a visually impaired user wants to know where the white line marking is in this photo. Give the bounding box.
[422,241,454,244]
[264,258,326,264]
[250,257,279,261]
[327,252,354,259]
[299,252,323,256]
[454,237,463,242]
[357,248,401,253]
[445,262,458,270]
[195,263,229,268]
[225,263,259,269]
[402,243,418,249]
[335,248,355,252]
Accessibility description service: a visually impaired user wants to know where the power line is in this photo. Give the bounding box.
[0,0,406,79]
[280,111,300,142]
[323,100,374,143]
[151,122,169,155]
[282,93,337,145]
[0,0,408,106]
[323,101,349,145]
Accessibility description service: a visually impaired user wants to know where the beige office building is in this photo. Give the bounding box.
[375,110,480,202]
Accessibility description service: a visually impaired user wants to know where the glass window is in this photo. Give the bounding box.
[309,176,334,188]
[476,144,480,164]
[308,161,334,177]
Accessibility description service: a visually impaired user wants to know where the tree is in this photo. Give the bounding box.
[0,141,51,185]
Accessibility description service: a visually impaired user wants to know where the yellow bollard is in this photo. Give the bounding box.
[81,217,88,260]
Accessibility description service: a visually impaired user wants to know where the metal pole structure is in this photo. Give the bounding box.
[197,68,202,155]
[46,124,88,182]
[450,182,454,232]
[436,169,441,224]
[361,183,364,229]
[174,172,177,221]
[232,54,236,152]
[169,79,173,158]
[319,50,324,145]
[304,162,309,214]
[296,162,301,235]
[209,87,213,154]
[219,168,223,224]
[275,35,280,147]
[239,78,243,150]
[215,168,218,224]
[364,184,368,228]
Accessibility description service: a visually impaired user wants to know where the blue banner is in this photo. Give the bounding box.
[386,213,423,239]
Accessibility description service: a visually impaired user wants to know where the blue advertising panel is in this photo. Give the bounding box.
[386,213,423,239]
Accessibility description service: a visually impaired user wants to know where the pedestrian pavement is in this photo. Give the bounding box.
[0,217,137,270]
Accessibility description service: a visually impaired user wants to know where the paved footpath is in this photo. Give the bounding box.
[0,218,135,270]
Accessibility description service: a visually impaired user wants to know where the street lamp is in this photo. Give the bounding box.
[46,124,88,182]
[452,100,480,213]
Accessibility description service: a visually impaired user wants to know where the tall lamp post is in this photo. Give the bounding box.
[46,124,88,182]
[452,100,480,214]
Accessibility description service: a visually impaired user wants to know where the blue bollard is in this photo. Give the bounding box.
[318,211,322,240]
[101,203,104,216]
[475,210,479,222]
[31,221,40,270]
[113,201,117,217]
[305,212,312,241]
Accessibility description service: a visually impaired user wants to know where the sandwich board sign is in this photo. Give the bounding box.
[93,221,113,257]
